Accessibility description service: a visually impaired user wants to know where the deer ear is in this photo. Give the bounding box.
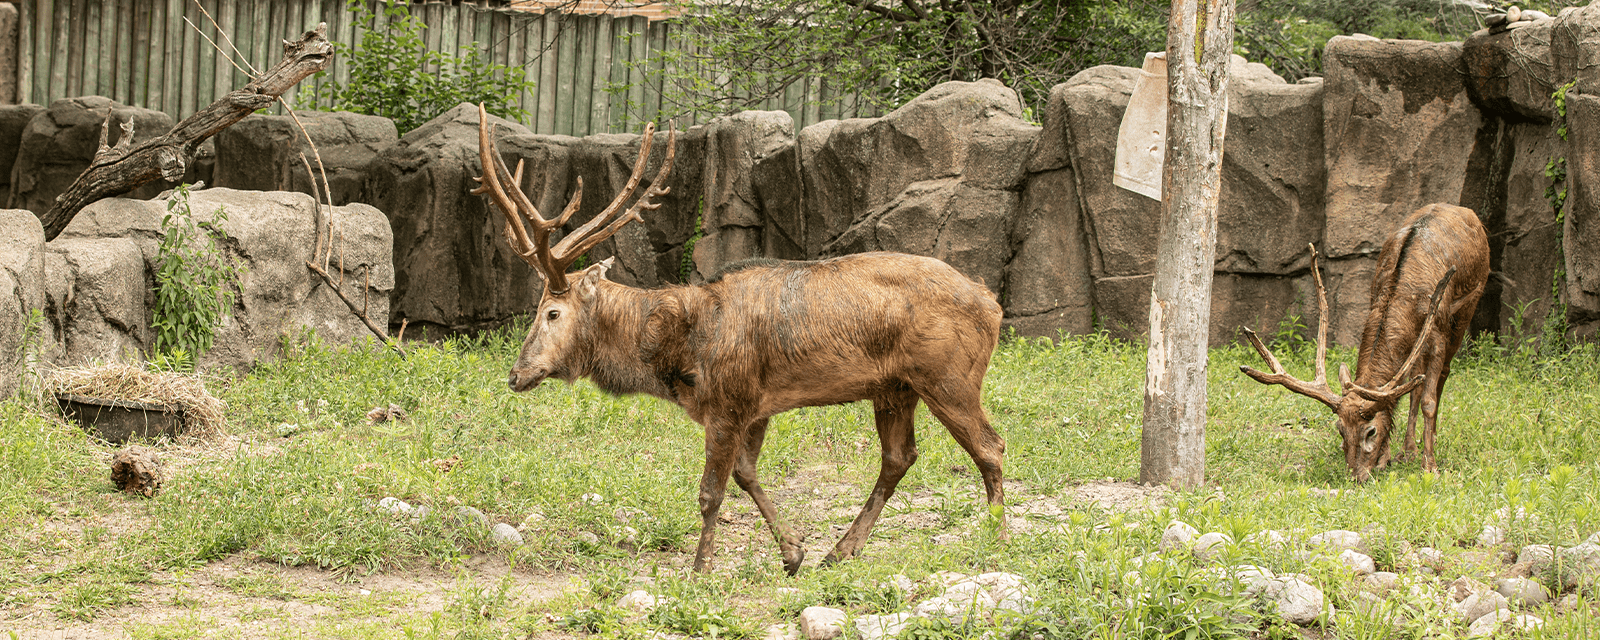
[574,258,615,303]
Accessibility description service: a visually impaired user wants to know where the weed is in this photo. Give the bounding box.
[152,184,244,365]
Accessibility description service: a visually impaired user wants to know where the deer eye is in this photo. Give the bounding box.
[1364,425,1378,440]
[546,309,560,322]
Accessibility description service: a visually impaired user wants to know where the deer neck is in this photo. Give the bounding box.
[574,281,701,402]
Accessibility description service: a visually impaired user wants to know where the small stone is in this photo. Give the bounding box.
[1450,577,1491,603]
[763,623,799,640]
[1516,544,1556,571]
[1338,549,1377,576]
[1456,590,1510,624]
[1477,525,1506,548]
[110,447,166,498]
[574,531,601,546]
[881,574,914,593]
[490,523,523,546]
[928,571,969,587]
[359,588,371,596]
[453,506,489,528]
[1349,591,1384,616]
[1270,577,1327,626]
[580,492,605,505]
[1588,531,1600,546]
[517,511,546,532]
[378,497,413,514]
[1362,572,1400,595]
[1230,565,1276,597]
[1555,593,1582,613]
[853,612,915,640]
[799,606,847,640]
[1558,541,1600,589]
[1416,547,1445,566]
[1308,529,1362,553]
[1466,608,1515,638]
[1495,577,1549,607]
[1510,613,1544,632]
[617,590,659,613]
[1161,521,1199,553]
[1193,532,1233,562]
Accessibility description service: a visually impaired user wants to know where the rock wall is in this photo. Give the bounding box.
[213,111,399,206]
[43,188,392,372]
[6,97,174,214]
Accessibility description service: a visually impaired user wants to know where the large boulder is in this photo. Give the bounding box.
[1552,4,1600,97]
[0,104,45,207]
[1564,93,1600,335]
[691,110,794,281]
[369,103,705,331]
[1462,18,1559,123]
[213,111,399,206]
[1496,122,1566,335]
[6,97,174,215]
[1058,58,1324,342]
[0,209,47,398]
[1321,36,1487,344]
[807,79,1039,293]
[52,188,393,372]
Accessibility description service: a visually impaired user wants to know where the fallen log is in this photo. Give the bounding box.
[37,24,333,241]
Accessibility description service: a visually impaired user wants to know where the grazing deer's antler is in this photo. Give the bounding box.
[471,103,676,294]
[1240,244,1343,410]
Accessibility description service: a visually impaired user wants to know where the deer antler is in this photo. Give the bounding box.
[471,103,676,295]
[1240,244,1342,410]
[1344,266,1457,402]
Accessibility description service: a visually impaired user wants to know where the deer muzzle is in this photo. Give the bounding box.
[507,367,549,392]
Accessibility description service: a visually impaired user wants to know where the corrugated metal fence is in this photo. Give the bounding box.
[11,0,875,135]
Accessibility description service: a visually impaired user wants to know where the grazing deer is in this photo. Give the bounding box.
[1240,204,1489,483]
[471,106,1006,574]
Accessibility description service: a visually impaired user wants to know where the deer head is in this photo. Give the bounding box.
[1239,245,1455,483]
[470,104,676,391]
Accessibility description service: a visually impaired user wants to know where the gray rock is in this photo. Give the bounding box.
[490,522,523,546]
[1193,532,1233,563]
[617,589,658,613]
[1477,524,1506,548]
[213,111,398,206]
[1362,571,1400,595]
[55,189,392,373]
[691,111,794,281]
[8,97,174,217]
[0,104,45,207]
[1269,577,1327,626]
[799,606,846,640]
[1495,577,1549,607]
[1562,93,1600,336]
[1230,564,1276,597]
[1338,549,1377,576]
[1161,521,1199,553]
[453,506,489,528]
[1244,529,1289,550]
[1308,529,1362,553]
[377,497,413,514]
[1557,540,1600,590]
[1456,590,1509,624]
[853,612,915,640]
[0,209,47,398]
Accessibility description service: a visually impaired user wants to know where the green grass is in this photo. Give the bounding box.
[0,325,1597,638]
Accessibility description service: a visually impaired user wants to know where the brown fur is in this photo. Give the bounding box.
[509,252,1006,574]
[1241,203,1489,482]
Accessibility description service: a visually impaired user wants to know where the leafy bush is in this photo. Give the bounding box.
[151,184,244,365]
[315,0,535,134]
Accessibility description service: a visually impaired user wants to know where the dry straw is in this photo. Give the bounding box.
[45,363,228,438]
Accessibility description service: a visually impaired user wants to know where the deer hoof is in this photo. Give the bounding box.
[782,548,805,576]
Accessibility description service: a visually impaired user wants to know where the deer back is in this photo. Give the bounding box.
[1354,203,1490,387]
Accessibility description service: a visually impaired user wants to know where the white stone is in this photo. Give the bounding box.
[377,497,413,514]
[1477,525,1506,548]
[490,523,523,546]
[1517,544,1556,570]
[1456,590,1509,624]
[1495,577,1549,608]
[1510,613,1544,632]
[1308,529,1362,553]
[580,492,605,505]
[517,511,546,531]
[931,533,962,545]
[1230,565,1276,597]
[1271,577,1327,625]
[1466,608,1515,638]
[1362,572,1400,594]
[763,623,798,640]
[1161,520,1199,552]
[1193,532,1233,562]
[1338,549,1377,576]
[882,574,914,594]
[618,590,659,613]
[1558,541,1600,589]
[799,606,846,640]
[1451,576,1492,602]
[453,506,488,528]
[574,531,600,546]
[1416,546,1445,566]
[928,571,969,587]
[853,612,915,640]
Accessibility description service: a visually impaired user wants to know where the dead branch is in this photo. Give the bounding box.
[38,24,333,241]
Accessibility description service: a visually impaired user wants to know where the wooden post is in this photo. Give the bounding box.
[1139,0,1235,488]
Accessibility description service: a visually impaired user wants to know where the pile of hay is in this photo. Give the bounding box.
[46,363,228,437]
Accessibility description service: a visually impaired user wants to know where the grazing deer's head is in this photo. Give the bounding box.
[470,104,675,392]
[1240,245,1454,483]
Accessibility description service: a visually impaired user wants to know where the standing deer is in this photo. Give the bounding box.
[1240,203,1489,483]
[471,106,1006,575]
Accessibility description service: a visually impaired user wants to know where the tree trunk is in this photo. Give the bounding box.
[1140,0,1234,488]
[37,24,333,241]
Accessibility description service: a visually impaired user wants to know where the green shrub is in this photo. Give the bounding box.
[151,184,244,366]
[316,0,535,134]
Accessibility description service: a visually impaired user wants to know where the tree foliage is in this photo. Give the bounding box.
[315,0,535,134]
[642,0,1586,118]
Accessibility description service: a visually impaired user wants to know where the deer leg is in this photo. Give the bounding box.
[731,417,806,575]
[692,418,745,573]
[918,382,1007,539]
[1417,357,1449,476]
[823,389,920,566]
[1400,389,1422,460]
